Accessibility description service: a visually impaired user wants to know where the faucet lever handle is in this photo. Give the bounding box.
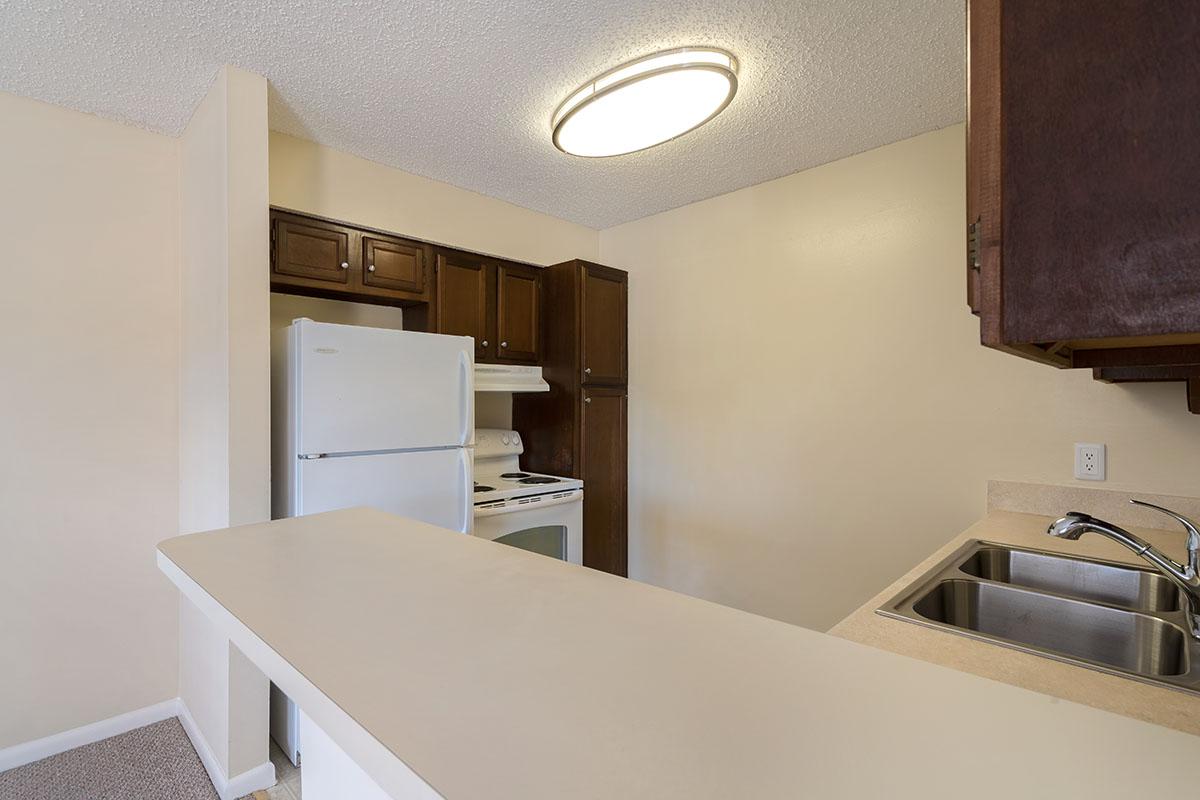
[1130,499,1200,574]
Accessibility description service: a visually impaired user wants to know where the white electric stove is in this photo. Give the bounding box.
[472,428,583,563]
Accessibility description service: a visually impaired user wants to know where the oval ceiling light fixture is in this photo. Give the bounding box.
[552,47,739,158]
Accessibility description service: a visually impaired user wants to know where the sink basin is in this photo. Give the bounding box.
[878,540,1200,694]
[958,545,1181,612]
[912,579,1188,676]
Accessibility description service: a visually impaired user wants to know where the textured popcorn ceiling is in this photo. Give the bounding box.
[0,0,964,228]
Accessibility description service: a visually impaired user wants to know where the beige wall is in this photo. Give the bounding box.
[599,125,1200,631]
[180,65,271,536]
[270,293,404,332]
[268,132,598,265]
[0,91,181,748]
[225,70,272,531]
[180,69,231,536]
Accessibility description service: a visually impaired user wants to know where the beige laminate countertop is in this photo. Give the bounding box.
[832,509,1200,736]
[159,508,1200,799]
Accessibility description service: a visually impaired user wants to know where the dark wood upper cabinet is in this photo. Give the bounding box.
[425,253,541,365]
[967,1,1200,410]
[271,209,430,307]
[362,235,429,298]
[434,250,492,361]
[580,263,628,385]
[580,385,628,576]
[270,209,543,365]
[496,262,541,364]
[271,213,351,288]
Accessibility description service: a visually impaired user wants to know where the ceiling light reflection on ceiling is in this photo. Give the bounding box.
[552,47,739,158]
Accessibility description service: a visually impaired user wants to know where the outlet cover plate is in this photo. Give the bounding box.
[1075,442,1106,481]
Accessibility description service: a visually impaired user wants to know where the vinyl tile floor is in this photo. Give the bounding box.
[0,718,301,800]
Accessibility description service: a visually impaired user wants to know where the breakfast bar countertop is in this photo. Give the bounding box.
[158,507,1200,800]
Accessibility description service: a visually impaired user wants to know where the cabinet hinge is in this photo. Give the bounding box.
[967,220,981,272]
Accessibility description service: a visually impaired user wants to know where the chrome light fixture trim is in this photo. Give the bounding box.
[551,47,739,158]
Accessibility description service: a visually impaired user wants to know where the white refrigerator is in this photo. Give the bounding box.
[269,317,475,763]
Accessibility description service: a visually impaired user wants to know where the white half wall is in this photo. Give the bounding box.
[0,90,181,750]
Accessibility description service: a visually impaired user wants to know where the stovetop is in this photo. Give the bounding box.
[473,428,582,503]
[472,469,582,503]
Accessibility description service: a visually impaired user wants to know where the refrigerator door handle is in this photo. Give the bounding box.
[458,447,473,533]
[459,349,474,447]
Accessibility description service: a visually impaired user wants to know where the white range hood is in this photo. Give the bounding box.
[474,363,550,392]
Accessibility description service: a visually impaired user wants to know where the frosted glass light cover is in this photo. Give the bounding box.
[552,48,738,158]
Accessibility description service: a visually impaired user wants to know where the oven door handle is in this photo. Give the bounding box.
[473,489,583,518]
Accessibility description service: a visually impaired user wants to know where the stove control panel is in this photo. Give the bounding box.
[475,428,524,459]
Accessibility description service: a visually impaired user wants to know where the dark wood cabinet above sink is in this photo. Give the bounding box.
[967,0,1200,411]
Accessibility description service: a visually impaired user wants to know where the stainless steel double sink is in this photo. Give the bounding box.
[878,540,1200,694]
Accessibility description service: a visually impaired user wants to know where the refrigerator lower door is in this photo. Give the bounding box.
[293,320,473,455]
[296,447,473,533]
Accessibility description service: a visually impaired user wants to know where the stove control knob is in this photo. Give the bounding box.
[502,434,511,445]
[511,433,520,445]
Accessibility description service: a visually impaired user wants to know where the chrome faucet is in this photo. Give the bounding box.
[1048,500,1200,638]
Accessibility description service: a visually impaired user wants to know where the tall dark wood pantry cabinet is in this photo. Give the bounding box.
[514,260,628,576]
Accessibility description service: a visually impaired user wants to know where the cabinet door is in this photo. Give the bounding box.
[362,235,428,299]
[580,386,627,577]
[967,0,1200,352]
[435,251,492,361]
[496,262,540,364]
[580,264,627,385]
[272,214,351,288]
[965,0,999,326]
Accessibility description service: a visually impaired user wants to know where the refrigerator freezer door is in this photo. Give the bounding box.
[294,320,473,456]
[296,447,473,533]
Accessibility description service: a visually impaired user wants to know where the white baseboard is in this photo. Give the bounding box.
[0,698,181,773]
[177,698,275,800]
[224,759,277,800]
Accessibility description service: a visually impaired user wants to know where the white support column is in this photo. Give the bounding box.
[178,63,273,798]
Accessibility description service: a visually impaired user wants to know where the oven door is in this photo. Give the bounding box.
[472,490,583,565]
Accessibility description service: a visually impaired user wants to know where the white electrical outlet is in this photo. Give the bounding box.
[1074,443,1106,481]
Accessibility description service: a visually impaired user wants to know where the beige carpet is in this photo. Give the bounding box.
[0,718,218,800]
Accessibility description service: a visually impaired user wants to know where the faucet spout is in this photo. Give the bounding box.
[1129,499,1200,578]
[1047,502,1200,639]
